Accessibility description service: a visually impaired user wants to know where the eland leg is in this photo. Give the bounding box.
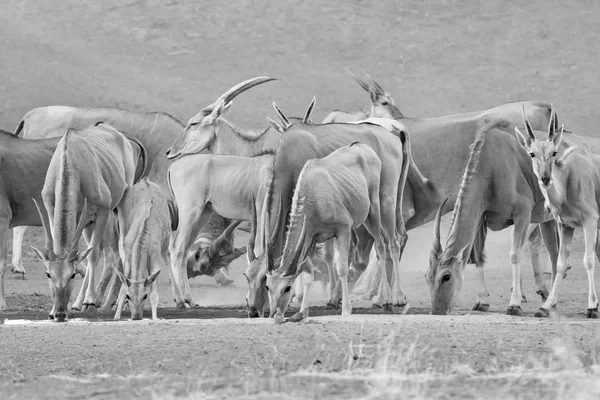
[80,210,109,313]
[336,228,353,316]
[169,207,212,308]
[377,187,406,311]
[472,261,490,311]
[365,190,394,311]
[539,219,569,287]
[102,258,123,310]
[0,220,10,310]
[506,216,530,316]
[10,227,27,279]
[537,223,575,317]
[584,223,599,318]
[72,226,94,311]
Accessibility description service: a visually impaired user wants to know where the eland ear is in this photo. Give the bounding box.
[552,124,564,148]
[456,245,470,264]
[220,246,247,266]
[514,127,532,150]
[368,87,378,102]
[72,246,93,264]
[145,269,161,287]
[267,117,285,134]
[30,246,49,262]
[208,99,226,122]
[112,264,130,287]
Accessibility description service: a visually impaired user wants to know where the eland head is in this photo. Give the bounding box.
[515,104,564,189]
[30,198,92,322]
[425,198,470,315]
[347,70,403,119]
[113,266,161,321]
[265,215,310,317]
[244,194,281,318]
[166,76,277,159]
[187,220,246,277]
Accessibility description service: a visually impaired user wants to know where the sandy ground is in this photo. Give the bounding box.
[1,0,600,399]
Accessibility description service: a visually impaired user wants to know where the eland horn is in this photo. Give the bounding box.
[432,197,449,255]
[205,76,277,112]
[347,69,370,92]
[210,219,243,257]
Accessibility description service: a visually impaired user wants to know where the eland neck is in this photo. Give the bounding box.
[53,142,80,255]
[443,129,491,259]
[216,119,271,157]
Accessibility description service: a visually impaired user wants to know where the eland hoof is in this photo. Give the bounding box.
[535,308,550,318]
[506,305,523,316]
[9,271,26,280]
[81,303,99,314]
[472,303,490,312]
[393,303,409,315]
[586,307,599,319]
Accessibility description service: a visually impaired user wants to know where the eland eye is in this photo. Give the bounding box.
[381,101,388,106]
[70,273,77,280]
[265,285,270,292]
[125,294,131,301]
[529,152,536,158]
[552,151,558,157]
[284,286,291,293]
[143,294,148,301]
[45,272,51,279]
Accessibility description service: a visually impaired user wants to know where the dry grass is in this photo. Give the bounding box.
[139,331,600,400]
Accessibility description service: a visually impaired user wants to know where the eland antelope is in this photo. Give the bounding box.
[322,70,403,123]
[30,123,144,320]
[425,116,564,315]
[515,107,600,318]
[0,129,139,311]
[266,141,398,319]
[269,104,407,310]
[261,101,417,312]
[167,149,274,308]
[112,178,171,320]
[166,76,278,159]
[351,101,568,309]
[244,191,331,318]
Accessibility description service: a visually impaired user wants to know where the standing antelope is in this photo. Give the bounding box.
[266,142,395,318]
[425,116,567,315]
[167,148,274,308]
[322,70,403,123]
[113,178,171,320]
[515,107,600,318]
[30,123,142,320]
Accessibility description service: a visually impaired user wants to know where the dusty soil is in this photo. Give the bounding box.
[1,0,600,399]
